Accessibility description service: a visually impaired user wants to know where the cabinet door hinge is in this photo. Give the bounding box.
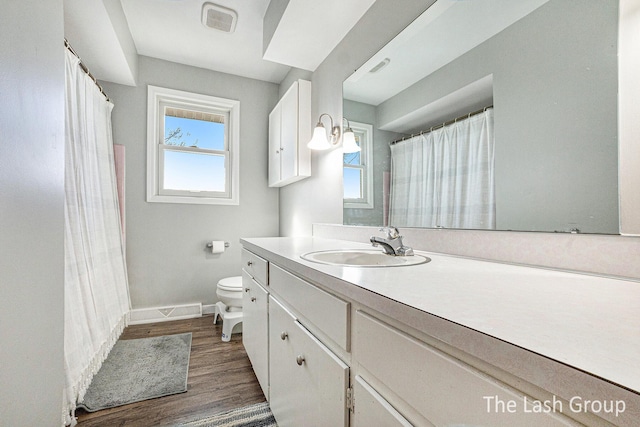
[346,386,354,412]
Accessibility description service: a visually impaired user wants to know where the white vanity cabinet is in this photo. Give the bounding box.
[269,297,350,427]
[268,79,311,187]
[241,249,269,398]
[240,249,351,426]
[354,310,579,427]
[240,240,627,427]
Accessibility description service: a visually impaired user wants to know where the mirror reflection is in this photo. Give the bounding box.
[342,0,619,234]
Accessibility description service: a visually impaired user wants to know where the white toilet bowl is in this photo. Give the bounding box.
[216,276,243,311]
[213,276,243,342]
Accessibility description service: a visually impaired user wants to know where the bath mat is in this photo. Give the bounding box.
[179,402,277,427]
[78,333,192,412]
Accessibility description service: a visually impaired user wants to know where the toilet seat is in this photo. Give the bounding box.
[217,276,242,291]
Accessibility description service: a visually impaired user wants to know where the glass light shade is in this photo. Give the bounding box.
[342,131,360,153]
[307,124,331,150]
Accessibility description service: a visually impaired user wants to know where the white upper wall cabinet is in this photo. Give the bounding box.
[268,80,311,187]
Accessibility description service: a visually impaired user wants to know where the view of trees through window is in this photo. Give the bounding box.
[162,114,227,193]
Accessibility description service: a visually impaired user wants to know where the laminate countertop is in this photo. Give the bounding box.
[241,236,640,398]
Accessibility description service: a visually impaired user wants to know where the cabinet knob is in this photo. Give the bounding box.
[296,355,305,366]
[247,261,253,267]
[251,297,257,302]
[280,331,288,340]
[244,288,250,292]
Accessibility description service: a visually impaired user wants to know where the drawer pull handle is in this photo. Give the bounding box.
[296,355,305,366]
[251,297,257,302]
[280,331,288,340]
[247,261,253,267]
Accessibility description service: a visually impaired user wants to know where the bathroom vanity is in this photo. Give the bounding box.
[240,236,639,427]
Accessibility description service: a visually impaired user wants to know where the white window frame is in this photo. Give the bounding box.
[344,121,374,209]
[146,85,240,205]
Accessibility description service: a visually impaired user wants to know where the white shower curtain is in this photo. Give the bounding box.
[389,108,495,229]
[63,49,130,424]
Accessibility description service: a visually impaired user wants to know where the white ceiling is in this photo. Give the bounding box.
[63,0,376,86]
[263,0,377,71]
[64,0,139,86]
[343,0,551,106]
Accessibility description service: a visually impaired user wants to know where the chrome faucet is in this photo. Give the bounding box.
[370,226,414,256]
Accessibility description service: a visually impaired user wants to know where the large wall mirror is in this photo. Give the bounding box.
[342,0,619,235]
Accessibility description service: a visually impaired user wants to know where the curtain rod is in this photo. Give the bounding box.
[390,105,493,145]
[64,38,110,102]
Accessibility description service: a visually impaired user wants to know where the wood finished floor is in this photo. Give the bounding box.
[76,315,266,427]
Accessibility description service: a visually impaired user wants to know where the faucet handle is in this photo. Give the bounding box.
[380,226,400,239]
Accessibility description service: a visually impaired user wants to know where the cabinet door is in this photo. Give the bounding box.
[267,79,310,187]
[242,271,269,398]
[268,102,282,187]
[269,296,349,427]
[279,82,298,183]
[353,376,415,427]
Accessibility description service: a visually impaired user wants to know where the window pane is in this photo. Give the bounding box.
[164,150,226,192]
[344,151,361,166]
[344,167,362,199]
[164,115,225,150]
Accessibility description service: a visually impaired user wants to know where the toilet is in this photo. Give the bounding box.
[213,276,243,342]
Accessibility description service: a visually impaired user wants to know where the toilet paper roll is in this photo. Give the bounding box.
[209,240,226,254]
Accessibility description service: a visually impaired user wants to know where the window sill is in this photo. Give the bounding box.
[344,201,374,210]
[147,193,239,206]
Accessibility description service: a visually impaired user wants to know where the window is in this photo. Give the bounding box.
[147,85,240,205]
[343,121,373,209]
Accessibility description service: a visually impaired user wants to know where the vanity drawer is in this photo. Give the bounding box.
[241,248,268,286]
[270,264,349,351]
[355,311,577,426]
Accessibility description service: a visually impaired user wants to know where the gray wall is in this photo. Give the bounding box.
[101,56,280,309]
[278,67,312,99]
[376,0,619,234]
[263,0,290,56]
[0,1,66,425]
[278,0,438,236]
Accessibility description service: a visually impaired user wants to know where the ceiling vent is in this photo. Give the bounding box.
[201,3,238,33]
[369,58,391,74]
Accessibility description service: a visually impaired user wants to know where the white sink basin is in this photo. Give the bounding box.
[300,249,430,267]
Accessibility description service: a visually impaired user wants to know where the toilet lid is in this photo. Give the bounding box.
[217,276,242,291]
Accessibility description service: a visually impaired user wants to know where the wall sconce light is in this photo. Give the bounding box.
[342,118,361,153]
[307,113,341,151]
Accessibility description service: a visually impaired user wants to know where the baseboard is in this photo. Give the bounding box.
[202,304,217,315]
[129,303,203,325]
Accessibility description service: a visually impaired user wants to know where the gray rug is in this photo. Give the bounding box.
[78,333,192,412]
[179,402,277,427]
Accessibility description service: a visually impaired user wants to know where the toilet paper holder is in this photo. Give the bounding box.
[206,241,230,249]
